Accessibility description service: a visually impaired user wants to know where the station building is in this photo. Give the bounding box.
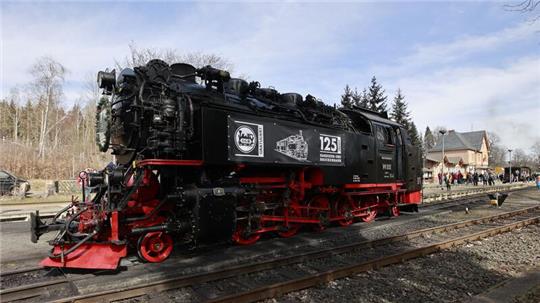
[424,130,490,182]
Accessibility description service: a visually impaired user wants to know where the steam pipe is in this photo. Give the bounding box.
[130,220,191,235]
[130,225,168,234]
[48,229,98,259]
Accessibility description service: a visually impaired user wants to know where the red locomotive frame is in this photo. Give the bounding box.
[39,159,420,269]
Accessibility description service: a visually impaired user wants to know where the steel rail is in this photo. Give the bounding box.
[0,266,44,278]
[49,205,540,303]
[0,279,70,302]
[209,216,540,303]
[0,266,109,302]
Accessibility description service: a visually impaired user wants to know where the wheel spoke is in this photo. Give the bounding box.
[138,231,173,263]
[308,195,330,231]
[278,206,301,238]
[356,200,377,223]
[337,197,354,227]
[232,227,261,245]
[391,206,400,217]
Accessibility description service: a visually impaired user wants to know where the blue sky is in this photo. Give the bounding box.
[1,1,539,151]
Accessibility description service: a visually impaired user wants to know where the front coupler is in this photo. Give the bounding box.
[30,193,127,269]
[30,210,67,244]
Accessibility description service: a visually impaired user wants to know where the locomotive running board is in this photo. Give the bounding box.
[40,243,127,270]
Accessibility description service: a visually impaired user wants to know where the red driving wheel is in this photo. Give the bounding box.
[137,232,173,263]
[361,202,378,223]
[277,206,301,238]
[232,223,261,245]
[337,196,354,227]
[308,195,330,232]
[391,205,400,217]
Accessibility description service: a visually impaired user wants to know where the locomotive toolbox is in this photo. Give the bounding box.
[30,59,422,269]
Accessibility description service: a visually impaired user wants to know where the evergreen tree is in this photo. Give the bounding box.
[359,88,369,108]
[408,121,422,147]
[424,126,435,151]
[351,87,361,107]
[388,88,421,148]
[389,89,410,126]
[366,76,387,113]
[341,84,353,108]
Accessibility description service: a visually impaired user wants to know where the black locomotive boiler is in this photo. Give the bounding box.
[31,59,422,269]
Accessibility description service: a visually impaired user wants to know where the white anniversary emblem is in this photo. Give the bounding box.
[234,125,257,153]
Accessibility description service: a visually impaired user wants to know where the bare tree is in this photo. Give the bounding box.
[431,126,447,143]
[530,139,540,167]
[487,131,508,167]
[9,88,20,142]
[504,0,540,23]
[511,148,530,167]
[30,56,66,158]
[115,42,234,72]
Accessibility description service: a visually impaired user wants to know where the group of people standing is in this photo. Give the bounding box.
[437,171,497,190]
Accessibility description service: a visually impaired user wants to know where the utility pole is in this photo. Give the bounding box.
[439,129,447,189]
[508,149,513,183]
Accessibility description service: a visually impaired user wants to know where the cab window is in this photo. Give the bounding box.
[395,127,403,145]
[376,125,394,146]
[352,116,371,134]
[342,110,372,134]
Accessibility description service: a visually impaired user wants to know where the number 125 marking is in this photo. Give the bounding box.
[319,135,341,154]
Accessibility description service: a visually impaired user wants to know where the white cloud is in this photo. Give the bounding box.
[1,2,373,103]
[348,21,540,151]
[0,4,126,101]
[403,21,539,67]
[369,21,540,80]
[1,2,538,152]
[396,56,540,151]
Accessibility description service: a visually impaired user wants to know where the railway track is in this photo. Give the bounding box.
[0,266,110,302]
[0,267,68,302]
[11,204,532,303]
[210,216,539,303]
[0,266,60,290]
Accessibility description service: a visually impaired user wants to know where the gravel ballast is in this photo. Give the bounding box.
[269,224,540,303]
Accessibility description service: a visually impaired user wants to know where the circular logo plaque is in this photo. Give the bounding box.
[234,126,256,153]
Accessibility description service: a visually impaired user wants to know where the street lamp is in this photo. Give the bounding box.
[439,129,447,188]
[508,149,513,183]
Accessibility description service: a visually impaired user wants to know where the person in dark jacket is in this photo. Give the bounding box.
[488,173,494,186]
[445,174,452,191]
[473,172,479,186]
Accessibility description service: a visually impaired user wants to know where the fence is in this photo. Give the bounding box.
[55,180,79,194]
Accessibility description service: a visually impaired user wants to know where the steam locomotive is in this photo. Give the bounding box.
[31,59,422,269]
